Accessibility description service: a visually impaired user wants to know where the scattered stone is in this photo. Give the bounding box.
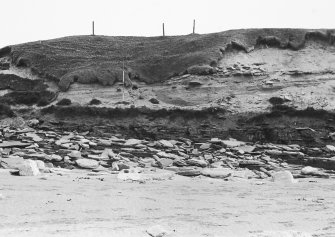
[157,158,173,168]
[113,162,130,171]
[0,141,31,148]
[50,154,63,162]
[176,168,201,177]
[173,158,187,167]
[149,98,160,104]
[250,230,312,237]
[124,139,142,146]
[157,151,181,160]
[25,133,43,142]
[146,225,168,237]
[221,139,245,148]
[68,151,81,159]
[0,121,332,183]
[210,138,222,144]
[118,170,174,182]
[76,159,99,169]
[232,169,258,179]
[35,160,47,172]
[92,165,110,173]
[186,158,208,167]
[199,143,211,150]
[326,145,335,152]
[301,166,329,178]
[266,150,283,156]
[27,119,39,127]
[201,168,232,179]
[237,145,256,153]
[239,160,265,169]
[55,139,71,146]
[158,140,174,148]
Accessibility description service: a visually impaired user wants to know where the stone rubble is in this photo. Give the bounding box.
[0,120,334,180]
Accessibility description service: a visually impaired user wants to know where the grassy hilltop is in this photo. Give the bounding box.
[1,28,322,91]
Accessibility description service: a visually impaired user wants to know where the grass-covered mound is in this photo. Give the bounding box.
[0,74,47,91]
[1,29,314,90]
[0,91,57,106]
[3,28,335,91]
[56,98,72,106]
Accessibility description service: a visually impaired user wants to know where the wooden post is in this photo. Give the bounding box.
[193,19,195,34]
[122,60,125,101]
[163,23,165,37]
[92,21,95,36]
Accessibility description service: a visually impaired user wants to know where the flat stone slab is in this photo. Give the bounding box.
[117,171,174,182]
[0,141,31,148]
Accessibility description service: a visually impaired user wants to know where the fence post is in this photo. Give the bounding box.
[163,23,165,37]
[193,19,195,34]
[92,21,95,36]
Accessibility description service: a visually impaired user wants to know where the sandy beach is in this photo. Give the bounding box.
[0,170,334,237]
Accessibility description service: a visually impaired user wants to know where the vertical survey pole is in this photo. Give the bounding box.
[92,21,95,36]
[193,19,195,34]
[122,60,125,101]
[163,23,165,37]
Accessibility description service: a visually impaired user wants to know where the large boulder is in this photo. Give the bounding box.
[271,170,297,184]
[76,159,99,169]
[19,160,40,176]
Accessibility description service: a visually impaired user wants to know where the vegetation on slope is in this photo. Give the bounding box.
[1,28,335,91]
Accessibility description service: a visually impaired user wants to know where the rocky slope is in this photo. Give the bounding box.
[0,117,333,180]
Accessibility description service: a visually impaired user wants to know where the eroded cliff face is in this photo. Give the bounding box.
[1,28,335,147]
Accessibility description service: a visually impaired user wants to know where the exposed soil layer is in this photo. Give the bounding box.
[36,105,335,148]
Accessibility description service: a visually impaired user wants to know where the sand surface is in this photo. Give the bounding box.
[0,170,334,237]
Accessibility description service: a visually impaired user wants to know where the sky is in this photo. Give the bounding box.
[1,0,335,47]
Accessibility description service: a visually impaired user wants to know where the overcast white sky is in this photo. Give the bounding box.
[1,0,334,47]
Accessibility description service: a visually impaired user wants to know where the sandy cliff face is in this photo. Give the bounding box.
[1,28,335,111]
[1,29,335,145]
